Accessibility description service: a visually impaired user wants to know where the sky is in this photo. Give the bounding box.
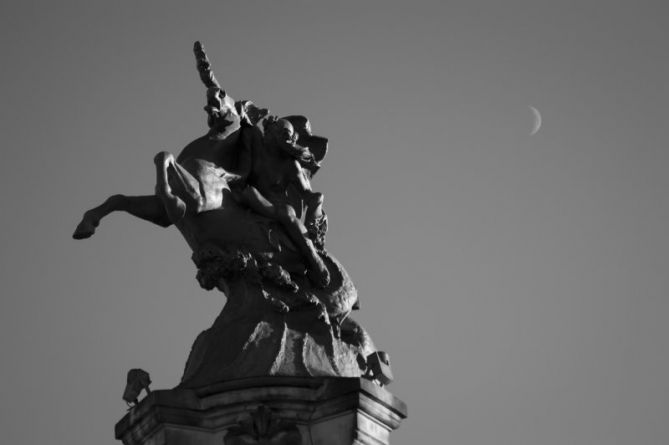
[1,1,668,444]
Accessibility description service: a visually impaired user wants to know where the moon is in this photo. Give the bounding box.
[529,106,542,135]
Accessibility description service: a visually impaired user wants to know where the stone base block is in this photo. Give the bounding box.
[115,377,407,445]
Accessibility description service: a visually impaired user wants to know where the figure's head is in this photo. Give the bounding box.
[267,118,298,148]
[236,100,270,127]
[282,115,329,163]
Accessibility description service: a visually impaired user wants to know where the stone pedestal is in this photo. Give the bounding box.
[115,377,407,445]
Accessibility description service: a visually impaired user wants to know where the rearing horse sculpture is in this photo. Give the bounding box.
[73,42,387,387]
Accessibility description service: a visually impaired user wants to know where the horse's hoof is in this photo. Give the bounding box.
[72,219,96,239]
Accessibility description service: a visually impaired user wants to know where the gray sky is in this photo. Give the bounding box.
[1,1,668,444]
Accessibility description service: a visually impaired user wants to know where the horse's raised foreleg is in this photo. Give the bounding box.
[73,194,171,239]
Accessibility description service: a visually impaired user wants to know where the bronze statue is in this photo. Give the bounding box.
[122,369,151,407]
[74,42,390,387]
[74,43,328,287]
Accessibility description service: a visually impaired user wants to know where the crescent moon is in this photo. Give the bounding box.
[529,106,542,135]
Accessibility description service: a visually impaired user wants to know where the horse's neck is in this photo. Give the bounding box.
[181,129,243,168]
[212,129,241,154]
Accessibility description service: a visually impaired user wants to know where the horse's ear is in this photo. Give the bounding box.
[235,101,251,126]
[236,100,270,127]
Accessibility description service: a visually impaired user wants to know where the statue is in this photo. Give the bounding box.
[122,369,151,407]
[74,42,391,387]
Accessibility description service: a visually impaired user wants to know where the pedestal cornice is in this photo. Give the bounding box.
[115,377,406,445]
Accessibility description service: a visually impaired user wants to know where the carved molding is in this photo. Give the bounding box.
[224,405,302,445]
